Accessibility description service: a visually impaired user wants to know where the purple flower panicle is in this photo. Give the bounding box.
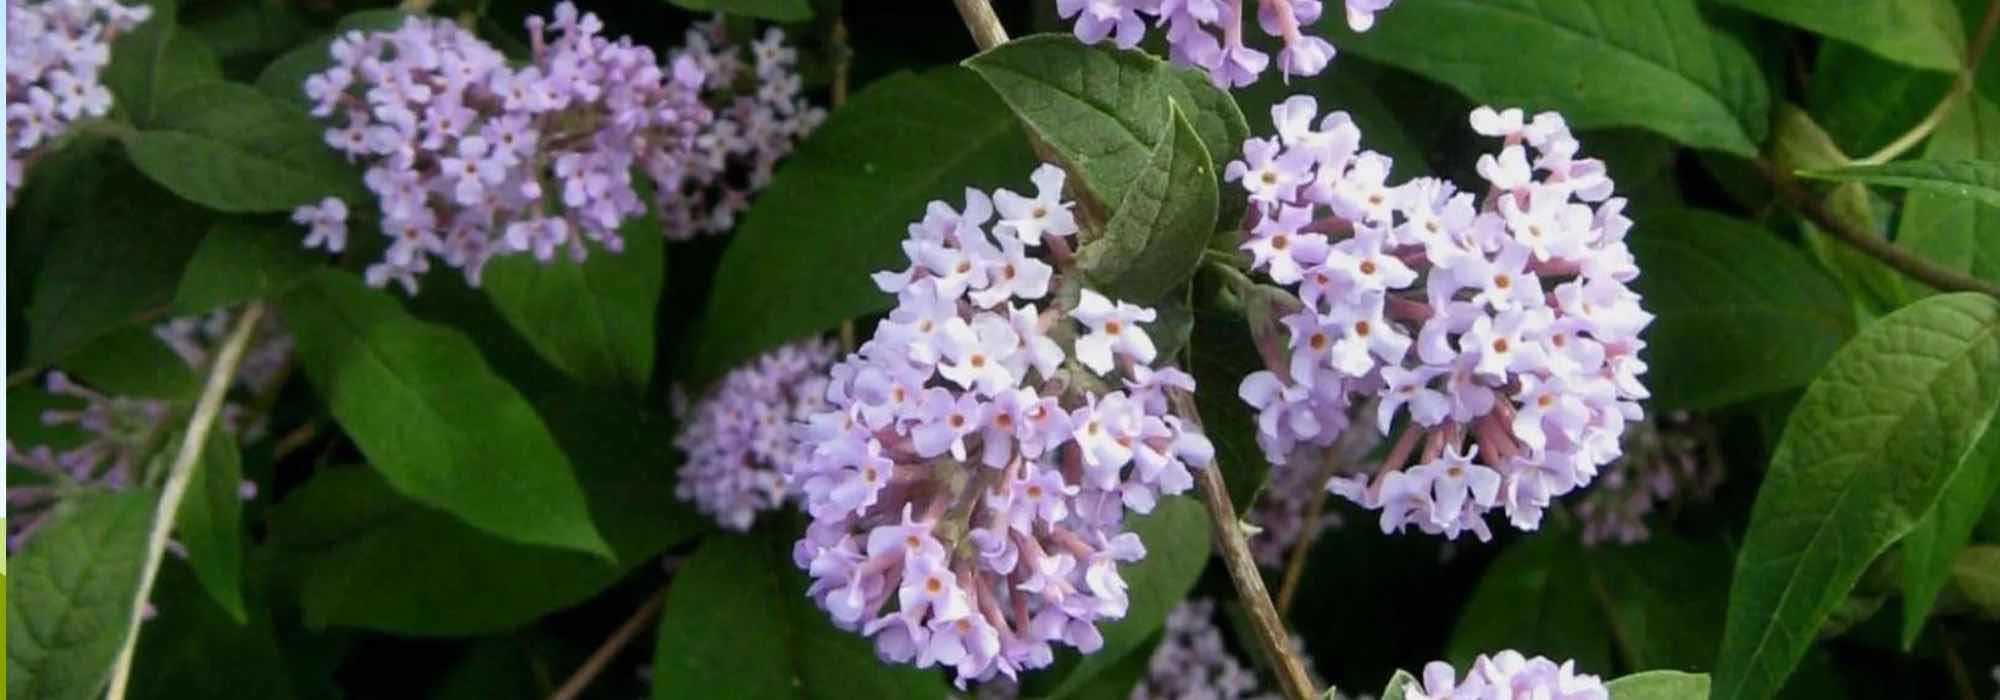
[1228,98,1650,541]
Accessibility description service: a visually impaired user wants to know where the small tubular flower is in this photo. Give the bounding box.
[1228,96,1650,541]
[657,20,825,238]
[1056,0,1396,88]
[1406,651,1607,700]
[793,163,1216,686]
[294,3,712,294]
[6,0,151,205]
[672,339,838,531]
[9,309,289,551]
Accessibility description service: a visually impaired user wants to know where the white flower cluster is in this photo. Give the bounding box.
[1406,651,1606,700]
[5,0,150,205]
[1228,97,1651,541]
[791,164,1216,686]
[672,339,837,531]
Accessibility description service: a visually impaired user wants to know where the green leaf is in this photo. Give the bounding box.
[1951,544,2000,617]
[1075,102,1218,305]
[483,196,663,391]
[1445,529,1614,674]
[650,525,949,699]
[175,433,247,624]
[1899,416,2000,647]
[690,67,1035,383]
[1379,669,1419,700]
[278,268,610,557]
[58,325,200,401]
[1898,94,2000,288]
[1605,670,1711,700]
[1803,159,2000,209]
[665,0,812,21]
[129,559,294,700]
[1627,207,1855,411]
[1334,0,1770,156]
[1188,306,1269,509]
[124,81,362,213]
[1586,536,1732,673]
[103,0,223,127]
[1715,293,2000,700]
[254,11,411,106]
[272,394,701,635]
[7,490,157,700]
[173,220,322,315]
[1808,42,1952,158]
[1039,497,1211,698]
[26,174,208,366]
[1713,0,1965,73]
[964,35,1248,220]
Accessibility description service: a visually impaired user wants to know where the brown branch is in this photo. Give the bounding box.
[1758,159,2000,298]
[1175,393,1318,700]
[548,587,669,700]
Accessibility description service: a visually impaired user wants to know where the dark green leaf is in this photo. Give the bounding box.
[1586,536,1732,673]
[964,35,1248,217]
[1446,530,1613,674]
[173,220,322,315]
[272,394,700,635]
[665,0,812,22]
[1715,293,2000,700]
[185,0,311,60]
[1713,0,1965,72]
[1803,159,2000,209]
[254,11,411,106]
[1335,0,1771,156]
[1628,207,1855,410]
[1899,415,2000,646]
[1188,306,1269,509]
[175,433,246,624]
[1808,42,1951,158]
[1605,670,1711,700]
[1898,94,2000,288]
[1076,102,1218,305]
[690,67,1035,383]
[650,525,949,699]
[26,175,208,366]
[7,490,157,700]
[1040,497,1211,698]
[58,325,199,401]
[103,0,223,127]
[124,82,361,213]
[431,640,541,700]
[483,198,663,391]
[129,559,294,700]
[278,268,610,557]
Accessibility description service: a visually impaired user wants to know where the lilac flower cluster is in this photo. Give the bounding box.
[1406,651,1606,700]
[8,310,289,550]
[1056,0,1394,88]
[791,164,1216,686]
[660,20,824,238]
[1228,98,1651,541]
[1574,412,1721,546]
[1131,599,1280,700]
[672,339,837,531]
[5,0,150,205]
[292,3,711,294]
